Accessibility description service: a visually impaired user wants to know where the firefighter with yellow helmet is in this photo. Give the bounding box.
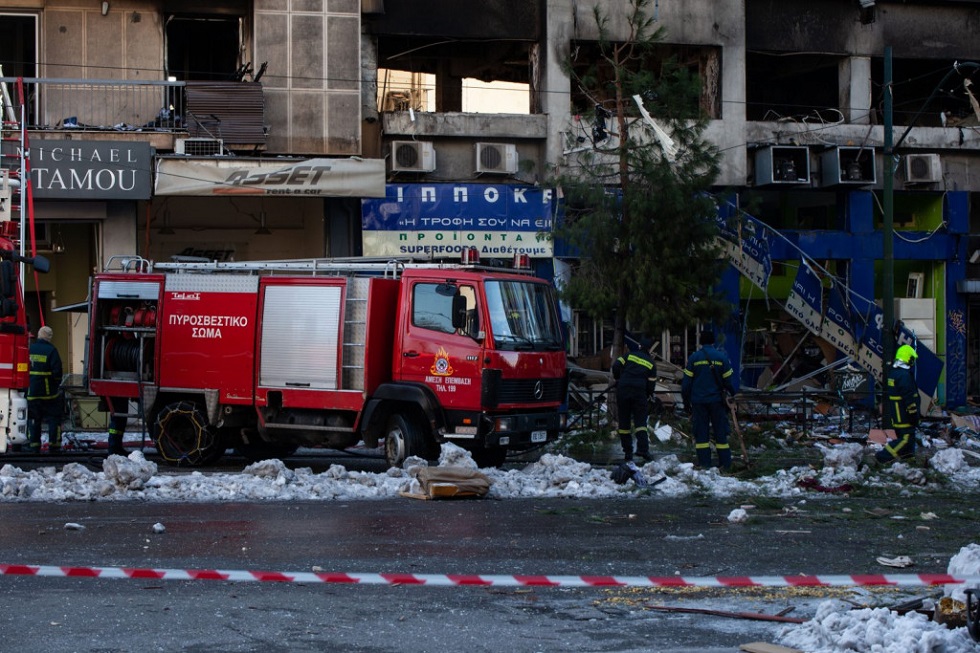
[875,344,920,463]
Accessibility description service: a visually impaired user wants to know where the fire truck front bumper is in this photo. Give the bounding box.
[479,411,566,449]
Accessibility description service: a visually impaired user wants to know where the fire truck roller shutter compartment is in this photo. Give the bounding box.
[259,282,343,390]
[97,280,161,300]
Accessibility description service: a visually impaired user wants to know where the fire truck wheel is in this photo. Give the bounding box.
[154,401,222,467]
[384,413,427,468]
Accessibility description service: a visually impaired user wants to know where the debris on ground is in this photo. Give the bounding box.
[399,456,492,500]
[739,644,804,653]
[876,555,914,568]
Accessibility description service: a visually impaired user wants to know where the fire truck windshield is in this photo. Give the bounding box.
[484,280,563,351]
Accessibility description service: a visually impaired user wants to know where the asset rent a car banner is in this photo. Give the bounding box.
[155,157,385,197]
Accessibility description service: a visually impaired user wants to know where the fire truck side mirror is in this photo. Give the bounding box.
[0,250,49,275]
[451,294,467,331]
[28,254,50,274]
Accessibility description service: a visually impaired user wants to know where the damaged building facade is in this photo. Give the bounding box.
[1,0,979,409]
[367,0,980,410]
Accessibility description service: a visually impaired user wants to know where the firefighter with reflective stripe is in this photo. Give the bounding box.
[611,337,655,462]
[875,344,920,463]
[681,329,736,469]
[105,398,129,457]
[27,325,64,453]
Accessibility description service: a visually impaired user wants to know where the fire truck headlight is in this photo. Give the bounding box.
[493,417,515,433]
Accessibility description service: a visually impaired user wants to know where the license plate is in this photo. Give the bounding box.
[531,430,547,443]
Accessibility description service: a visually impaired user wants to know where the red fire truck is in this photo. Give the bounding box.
[0,238,51,453]
[87,254,568,467]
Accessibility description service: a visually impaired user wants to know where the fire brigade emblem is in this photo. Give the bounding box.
[430,347,454,376]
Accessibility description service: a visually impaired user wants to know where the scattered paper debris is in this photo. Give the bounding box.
[654,422,674,442]
[151,522,166,534]
[64,522,85,531]
[876,555,914,568]
[728,508,749,523]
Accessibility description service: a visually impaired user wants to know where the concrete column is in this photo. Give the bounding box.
[435,60,462,113]
[102,201,139,268]
[539,0,574,176]
[708,0,747,187]
[840,56,872,125]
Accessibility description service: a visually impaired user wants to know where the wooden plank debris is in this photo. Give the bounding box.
[739,643,806,653]
[647,605,806,623]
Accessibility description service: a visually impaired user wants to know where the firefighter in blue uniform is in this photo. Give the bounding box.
[681,329,736,470]
[876,344,920,463]
[611,337,655,462]
[27,325,63,453]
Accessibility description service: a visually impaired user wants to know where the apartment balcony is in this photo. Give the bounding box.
[0,77,266,154]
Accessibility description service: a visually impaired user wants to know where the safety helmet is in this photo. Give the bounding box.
[895,344,918,364]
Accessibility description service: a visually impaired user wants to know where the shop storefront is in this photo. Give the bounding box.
[22,139,153,374]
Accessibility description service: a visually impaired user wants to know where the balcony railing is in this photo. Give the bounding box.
[0,77,185,133]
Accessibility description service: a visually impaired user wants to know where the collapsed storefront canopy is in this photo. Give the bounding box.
[715,198,945,401]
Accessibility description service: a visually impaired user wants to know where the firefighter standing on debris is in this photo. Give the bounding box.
[612,337,655,463]
[27,326,63,454]
[876,344,920,463]
[682,329,737,470]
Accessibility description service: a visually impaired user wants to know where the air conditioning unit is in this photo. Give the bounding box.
[754,146,811,186]
[390,141,436,172]
[475,142,518,174]
[175,138,223,156]
[904,153,942,184]
[821,146,876,186]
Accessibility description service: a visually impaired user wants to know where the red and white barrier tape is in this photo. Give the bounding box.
[2,564,979,588]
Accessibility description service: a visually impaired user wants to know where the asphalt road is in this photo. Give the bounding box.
[0,492,976,653]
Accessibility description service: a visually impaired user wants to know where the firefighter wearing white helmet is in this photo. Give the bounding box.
[875,344,920,463]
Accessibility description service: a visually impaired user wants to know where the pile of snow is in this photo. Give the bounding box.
[1,441,978,503]
[946,544,980,604]
[778,544,980,653]
[778,597,978,653]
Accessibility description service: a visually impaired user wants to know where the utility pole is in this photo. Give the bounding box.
[882,47,895,426]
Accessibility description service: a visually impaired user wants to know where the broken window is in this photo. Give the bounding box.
[746,51,840,122]
[0,12,36,123]
[166,14,243,81]
[0,12,36,79]
[871,57,979,127]
[368,0,537,114]
[377,69,529,115]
